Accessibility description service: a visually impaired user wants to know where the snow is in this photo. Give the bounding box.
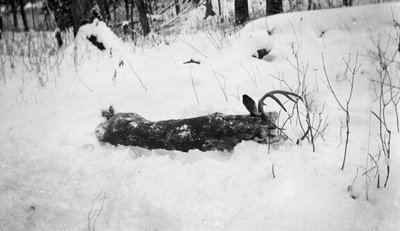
[77,19,124,53]
[1,2,400,230]
[122,21,129,27]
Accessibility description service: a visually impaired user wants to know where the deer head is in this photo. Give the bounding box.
[242,90,302,128]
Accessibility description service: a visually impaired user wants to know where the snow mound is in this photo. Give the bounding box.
[77,19,124,53]
[244,29,274,57]
[206,29,274,66]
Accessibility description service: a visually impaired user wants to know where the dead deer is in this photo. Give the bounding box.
[95,90,301,152]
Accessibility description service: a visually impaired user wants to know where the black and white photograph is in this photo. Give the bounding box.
[0,0,399,230]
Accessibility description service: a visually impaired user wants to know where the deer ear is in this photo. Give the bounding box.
[109,105,115,115]
[242,95,259,116]
[102,106,115,120]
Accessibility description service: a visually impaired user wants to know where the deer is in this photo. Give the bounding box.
[95,90,302,152]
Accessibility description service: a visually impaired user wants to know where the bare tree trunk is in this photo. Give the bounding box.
[343,0,353,6]
[19,0,29,31]
[137,0,150,36]
[147,0,153,14]
[234,0,249,25]
[69,0,93,37]
[0,14,3,39]
[104,0,111,21]
[95,0,106,20]
[266,0,282,16]
[43,6,49,30]
[124,0,130,20]
[31,0,36,30]
[130,0,135,23]
[0,0,3,36]
[204,0,215,19]
[130,0,136,41]
[95,0,111,22]
[69,1,82,37]
[175,1,180,15]
[218,0,222,15]
[11,0,19,30]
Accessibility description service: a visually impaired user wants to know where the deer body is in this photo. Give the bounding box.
[96,111,279,152]
[95,91,301,152]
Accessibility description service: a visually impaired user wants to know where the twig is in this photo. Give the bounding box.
[272,164,275,178]
[159,6,193,29]
[239,63,257,86]
[177,37,208,58]
[88,193,106,231]
[183,59,201,64]
[74,76,94,93]
[214,72,228,102]
[122,56,148,92]
[190,72,200,104]
[322,51,359,170]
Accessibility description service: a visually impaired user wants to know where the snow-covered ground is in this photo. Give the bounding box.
[1,3,400,230]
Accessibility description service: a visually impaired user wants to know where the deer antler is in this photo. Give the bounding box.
[257,90,302,116]
[242,90,302,130]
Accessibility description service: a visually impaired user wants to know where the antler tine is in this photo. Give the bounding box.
[257,90,302,116]
[272,90,303,102]
[260,93,288,112]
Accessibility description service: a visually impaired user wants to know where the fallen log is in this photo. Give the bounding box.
[95,91,302,152]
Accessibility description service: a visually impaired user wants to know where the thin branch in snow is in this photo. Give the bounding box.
[73,75,94,93]
[88,193,106,231]
[214,72,228,102]
[190,72,200,104]
[239,63,257,86]
[322,51,359,170]
[177,37,208,58]
[122,56,148,92]
[272,164,276,179]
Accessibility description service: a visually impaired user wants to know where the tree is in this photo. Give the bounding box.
[42,1,51,29]
[217,0,221,16]
[266,0,282,16]
[147,0,153,14]
[68,0,95,36]
[95,0,111,22]
[136,0,150,36]
[10,0,19,30]
[19,0,29,31]
[308,0,314,10]
[48,0,72,31]
[48,0,96,37]
[123,0,130,20]
[30,0,36,30]
[0,14,3,39]
[175,0,180,15]
[234,0,248,25]
[343,0,353,6]
[204,0,215,19]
